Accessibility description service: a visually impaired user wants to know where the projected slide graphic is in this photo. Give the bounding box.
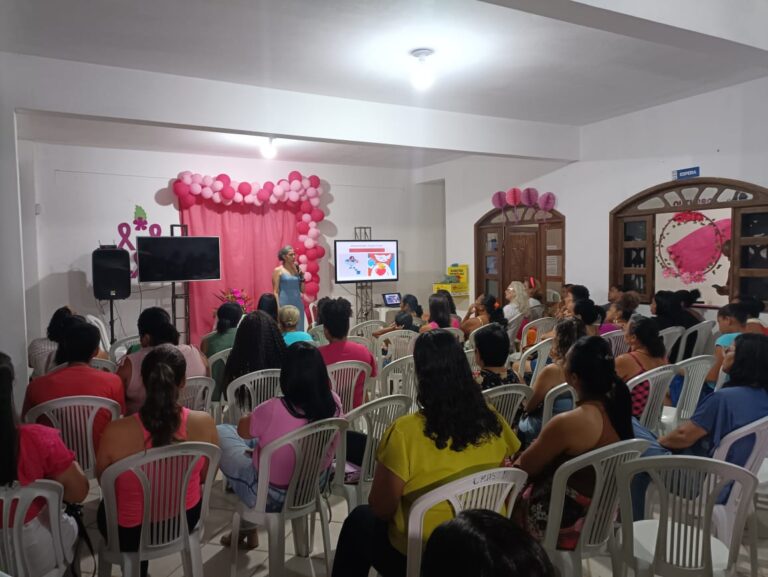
[335,240,399,283]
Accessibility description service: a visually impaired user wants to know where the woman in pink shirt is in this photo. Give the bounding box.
[420,293,462,333]
[217,341,343,549]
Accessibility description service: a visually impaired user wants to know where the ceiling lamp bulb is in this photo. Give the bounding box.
[409,48,435,91]
[260,138,277,159]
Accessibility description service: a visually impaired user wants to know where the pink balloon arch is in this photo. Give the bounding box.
[171,170,327,303]
[491,187,557,222]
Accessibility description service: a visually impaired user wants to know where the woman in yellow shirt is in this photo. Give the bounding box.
[332,330,521,577]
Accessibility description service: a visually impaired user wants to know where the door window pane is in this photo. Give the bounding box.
[546,228,563,251]
[485,279,499,299]
[624,221,647,242]
[623,274,646,294]
[740,246,768,269]
[485,256,497,275]
[624,248,646,268]
[741,213,768,238]
[546,255,562,277]
[739,277,768,302]
[485,232,499,252]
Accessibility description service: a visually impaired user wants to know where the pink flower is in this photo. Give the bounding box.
[133,217,148,231]
[662,267,675,278]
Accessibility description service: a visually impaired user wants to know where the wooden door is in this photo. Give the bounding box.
[504,230,539,292]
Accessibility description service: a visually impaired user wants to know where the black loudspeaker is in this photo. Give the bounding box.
[92,247,131,300]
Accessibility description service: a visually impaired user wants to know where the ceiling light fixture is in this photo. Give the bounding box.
[260,137,277,159]
[409,48,435,91]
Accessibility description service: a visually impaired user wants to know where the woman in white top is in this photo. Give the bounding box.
[503,281,531,322]
[27,306,73,378]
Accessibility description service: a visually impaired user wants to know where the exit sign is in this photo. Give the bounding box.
[673,166,700,180]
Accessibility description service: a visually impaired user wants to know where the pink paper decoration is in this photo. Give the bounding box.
[538,192,557,212]
[505,188,522,207]
[521,187,539,207]
[491,191,505,209]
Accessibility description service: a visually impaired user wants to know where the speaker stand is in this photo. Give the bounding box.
[108,299,116,344]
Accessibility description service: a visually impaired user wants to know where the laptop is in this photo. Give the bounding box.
[382,292,402,308]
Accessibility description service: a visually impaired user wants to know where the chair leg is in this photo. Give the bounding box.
[318,498,333,577]
[97,554,111,577]
[266,516,286,577]
[749,510,758,577]
[122,553,141,577]
[230,512,241,577]
[182,531,204,577]
[291,516,310,557]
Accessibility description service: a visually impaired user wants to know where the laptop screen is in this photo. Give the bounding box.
[382,293,401,307]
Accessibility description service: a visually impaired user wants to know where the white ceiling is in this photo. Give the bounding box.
[2,0,767,125]
[16,112,469,169]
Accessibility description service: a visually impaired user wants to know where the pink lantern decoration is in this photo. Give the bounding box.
[315,246,326,259]
[202,175,214,187]
[189,183,202,195]
[538,192,557,212]
[491,191,505,209]
[201,187,213,199]
[288,171,303,183]
[308,228,320,239]
[233,192,244,204]
[173,180,190,197]
[212,180,224,192]
[304,238,316,249]
[238,182,252,196]
[221,186,235,200]
[310,209,324,222]
[216,174,231,186]
[505,188,522,206]
[521,187,539,207]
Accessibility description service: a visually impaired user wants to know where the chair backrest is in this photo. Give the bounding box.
[514,338,553,384]
[253,418,348,514]
[0,480,67,577]
[347,335,374,354]
[25,395,121,479]
[714,368,728,391]
[336,395,411,494]
[405,467,529,577]
[327,361,372,413]
[375,330,418,371]
[541,382,578,427]
[506,313,525,350]
[602,329,630,357]
[443,327,465,344]
[89,357,117,373]
[179,376,214,412]
[349,320,386,343]
[527,305,544,321]
[86,313,110,352]
[659,326,685,359]
[544,440,648,558]
[466,325,485,350]
[465,348,481,377]
[309,325,329,346]
[520,317,556,349]
[617,455,758,575]
[100,443,220,557]
[207,347,232,376]
[626,365,677,433]
[109,334,141,363]
[225,369,282,424]
[676,320,717,363]
[483,384,532,427]
[378,355,417,404]
[672,355,716,424]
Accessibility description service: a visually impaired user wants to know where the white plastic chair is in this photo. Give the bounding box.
[109,335,140,363]
[659,326,685,359]
[99,442,221,577]
[25,395,121,479]
[308,325,329,346]
[465,324,486,351]
[444,326,465,344]
[527,305,545,321]
[513,338,553,385]
[347,335,374,355]
[482,384,531,428]
[0,480,69,577]
[86,313,111,352]
[542,440,648,577]
[327,360,372,413]
[541,382,578,428]
[229,418,348,577]
[465,348,482,377]
[506,312,525,351]
[377,355,417,405]
[714,368,728,391]
[675,320,717,363]
[224,369,281,425]
[375,330,418,371]
[333,395,411,510]
[90,357,118,373]
[602,329,630,357]
[405,467,529,577]
[522,316,557,347]
[660,355,715,435]
[349,320,386,343]
[207,347,232,423]
[180,376,213,412]
[617,455,758,577]
[626,365,676,434]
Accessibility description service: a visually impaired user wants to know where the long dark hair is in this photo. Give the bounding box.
[402,294,423,318]
[653,291,696,328]
[482,294,506,326]
[216,302,243,335]
[726,333,768,390]
[566,336,633,441]
[257,293,279,322]
[414,331,503,451]
[280,342,338,421]
[137,307,180,346]
[53,314,88,365]
[0,352,18,486]
[139,344,185,447]
[574,299,602,326]
[428,293,452,329]
[628,317,666,359]
[436,289,457,315]
[47,306,73,343]
[224,311,286,385]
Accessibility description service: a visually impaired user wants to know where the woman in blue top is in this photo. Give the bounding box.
[279,305,313,345]
[272,245,305,331]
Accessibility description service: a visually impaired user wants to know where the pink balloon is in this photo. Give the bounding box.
[263,181,274,193]
[233,192,244,203]
[179,194,196,209]
[212,180,224,192]
[505,187,522,207]
[244,195,255,205]
[308,221,317,228]
[538,191,557,212]
[202,175,214,187]
[238,182,252,196]
[303,272,312,282]
[302,214,312,223]
[309,175,321,188]
[288,191,300,203]
[301,178,310,189]
[189,183,202,195]
[230,181,240,193]
[173,180,190,197]
[288,171,302,183]
[191,173,203,184]
[306,261,319,274]
[298,234,308,242]
[305,281,319,296]
[269,195,279,205]
[273,186,286,199]
[252,196,262,207]
[309,197,320,207]
[297,222,310,235]
[180,173,192,186]
[491,191,505,209]
[308,228,320,239]
[221,186,235,200]
[304,238,316,249]
[306,248,319,260]
[178,170,192,180]
[295,212,304,222]
[316,186,324,196]
[310,209,324,222]
[290,180,302,192]
[216,174,231,186]
[298,254,308,264]
[201,186,213,199]
[257,189,270,203]
[251,181,260,193]
[300,201,312,213]
[212,192,222,204]
[278,179,289,188]
[315,246,326,259]
[306,187,318,198]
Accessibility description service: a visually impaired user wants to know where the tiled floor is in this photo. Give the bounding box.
[79,480,768,577]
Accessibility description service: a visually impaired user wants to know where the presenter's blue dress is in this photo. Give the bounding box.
[279,272,304,331]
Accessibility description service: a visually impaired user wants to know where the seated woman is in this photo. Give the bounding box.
[525,277,544,309]
[96,345,218,577]
[117,307,208,413]
[257,293,279,323]
[600,292,640,334]
[201,302,242,357]
[503,281,531,322]
[278,305,313,346]
[515,336,633,550]
[436,289,460,326]
[518,318,587,447]
[676,289,704,322]
[460,294,506,339]
[705,304,747,388]
[217,342,343,548]
[372,311,420,340]
[220,311,286,401]
[331,330,521,577]
[473,323,520,390]
[27,305,72,378]
[572,299,604,337]
[614,317,668,418]
[400,294,425,328]
[419,293,461,333]
[733,296,767,335]
[1,351,89,576]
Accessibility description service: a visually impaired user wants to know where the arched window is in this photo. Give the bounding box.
[610,177,768,306]
[474,205,565,303]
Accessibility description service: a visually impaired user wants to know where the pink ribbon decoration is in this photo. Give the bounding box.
[117,223,135,251]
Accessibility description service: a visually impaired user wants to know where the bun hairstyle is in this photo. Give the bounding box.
[216,302,243,335]
[395,311,415,331]
[278,305,301,329]
[566,336,633,441]
[402,294,424,318]
[628,317,665,358]
[137,307,180,347]
[676,289,702,308]
[139,344,185,447]
[573,299,602,325]
[482,294,507,326]
[47,306,74,343]
[0,352,18,486]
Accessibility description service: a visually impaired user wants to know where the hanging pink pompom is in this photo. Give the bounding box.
[505,188,522,207]
[538,192,557,212]
[521,187,539,207]
[491,191,505,209]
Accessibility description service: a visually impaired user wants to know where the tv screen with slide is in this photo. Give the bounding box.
[137,236,221,283]
[334,240,399,284]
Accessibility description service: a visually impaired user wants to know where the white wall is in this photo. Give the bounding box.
[21,143,445,343]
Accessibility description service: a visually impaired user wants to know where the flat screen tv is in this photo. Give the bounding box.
[137,236,220,282]
[334,240,398,284]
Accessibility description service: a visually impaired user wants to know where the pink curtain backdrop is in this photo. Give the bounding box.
[180,202,299,345]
